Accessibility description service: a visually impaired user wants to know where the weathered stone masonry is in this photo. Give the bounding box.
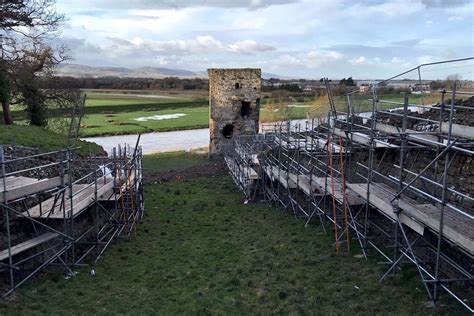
[208,68,261,156]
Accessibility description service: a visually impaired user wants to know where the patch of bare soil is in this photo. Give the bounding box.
[144,160,227,184]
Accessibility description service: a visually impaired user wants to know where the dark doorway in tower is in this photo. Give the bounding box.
[222,124,234,139]
[240,101,251,118]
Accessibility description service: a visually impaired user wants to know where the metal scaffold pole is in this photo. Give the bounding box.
[223,58,474,312]
[0,138,145,296]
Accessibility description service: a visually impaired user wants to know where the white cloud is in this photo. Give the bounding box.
[61,0,298,10]
[352,56,367,64]
[271,49,345,70]
[391,57,403,63]
[228,40,275,54]
[66,35,275,61]
[305,50,345,68]
[273,54,301,66]
[417,55,436,65]
[447,16,464,21]
[421,0,470,8]
[349,56,385,65]
[346,0,423,18]
[55,0,474,79]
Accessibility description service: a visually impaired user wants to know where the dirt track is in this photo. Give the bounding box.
[144,160,227,184]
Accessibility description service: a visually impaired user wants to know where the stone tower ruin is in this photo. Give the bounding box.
[208,68,261,156]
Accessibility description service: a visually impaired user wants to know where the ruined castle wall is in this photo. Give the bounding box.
[352,148,474,213]
[208,68,261,156]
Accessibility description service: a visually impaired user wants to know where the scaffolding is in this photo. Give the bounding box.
[224,134,274,199]
[225,58,474,312]
[0,140,144,296]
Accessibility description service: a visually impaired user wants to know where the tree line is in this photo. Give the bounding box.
[40,76,209,91]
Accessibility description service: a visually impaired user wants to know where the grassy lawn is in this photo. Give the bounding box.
[260,105,310,122]
[80,92,209,136]
[261,93,429,122]
[81,106,209,136]
[1,91,438,137]
[331,93,426,113]
[0,152,463,314]
[3,91,209,137]
[0,124,104,156]
[80,92,312,136]
[143,150,208,173]
[85,92,194,106]
[83,92,207,113]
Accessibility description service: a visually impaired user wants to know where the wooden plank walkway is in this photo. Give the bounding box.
[264,166,363,205]
[264,166,297,189]
[235,148,260,165]
[1,175,68,203]
[308,176,365,206]
[288,173,324,196]
[375,123,439,146]
[399,200,474,254]
[305,136,346,153]
[274,136,307,149]
[334,128,399,148]
[0,232,59,261]
[347,182,425,235]
[440,122,474,139]
[97,170,140,202]
[347,182,474,254]
[23,177,115,219]
[226,157,259,180]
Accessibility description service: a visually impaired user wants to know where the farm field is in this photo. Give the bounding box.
[80,91,426,136]
[260,93,426,122]
[2,91,210,137]
[2,90,430,137]
[84,91,205,110]
[80,107,209,136]
[79,91,209,136]
[0,151,462,314]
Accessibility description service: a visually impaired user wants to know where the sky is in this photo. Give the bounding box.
[55,0,474,79]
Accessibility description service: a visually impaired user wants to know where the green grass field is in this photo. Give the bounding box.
[0,152,464,314]
[80,91,209,136]
[81,106,209,136]
[80,92,316,135]
[85,92,193,106]
[2,91,210,137]
[143,150,208,172]
[0,125,104,156]
[1,90,431,137]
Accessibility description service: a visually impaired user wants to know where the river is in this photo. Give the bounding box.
[82,108,424,155]
[81,119,313,155]
[82,128,210,155]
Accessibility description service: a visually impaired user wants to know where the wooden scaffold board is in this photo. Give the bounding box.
[347,182,474,254]
[0,232,59,261]
[23,177,115,219]
[1,175,68,203]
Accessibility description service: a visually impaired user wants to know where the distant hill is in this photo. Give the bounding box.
[56,64,201,78]
[56,64,287,79]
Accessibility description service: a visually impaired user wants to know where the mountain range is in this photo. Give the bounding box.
[56,64,286,79]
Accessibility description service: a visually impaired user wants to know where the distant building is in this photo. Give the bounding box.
[359,83,370,93]
[387,81,412,89]
[410,83,430,94]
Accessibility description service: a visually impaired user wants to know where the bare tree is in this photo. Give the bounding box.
[445,74,462,89]
[0,0,68,126]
